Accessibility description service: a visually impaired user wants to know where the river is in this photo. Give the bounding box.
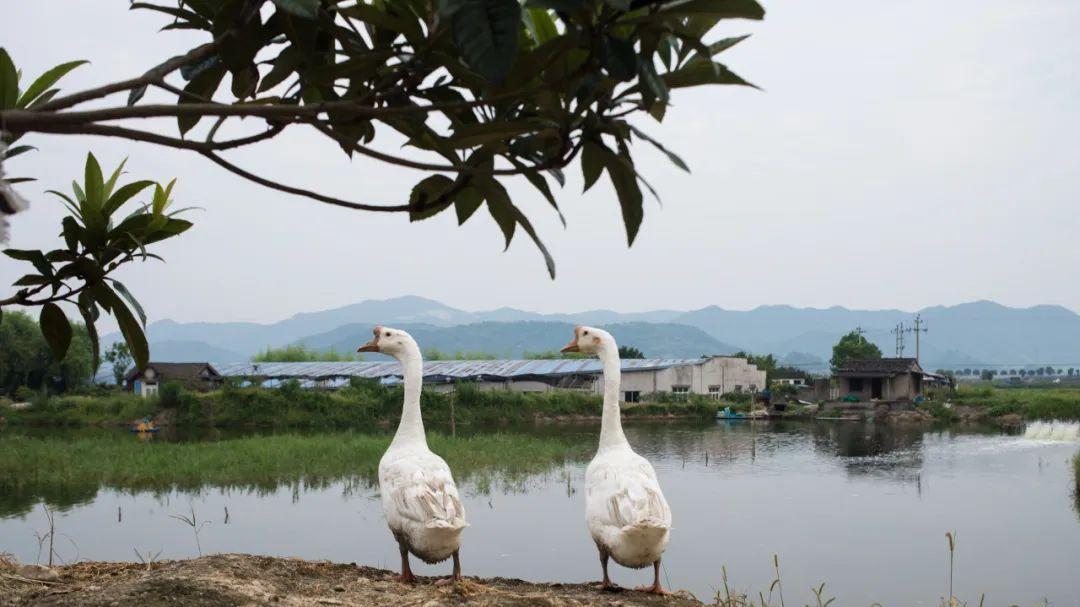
[2,420,1078,605]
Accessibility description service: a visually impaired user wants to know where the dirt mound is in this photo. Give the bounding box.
[1,554,702,607]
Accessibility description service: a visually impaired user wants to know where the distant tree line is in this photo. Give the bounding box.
[942,367,1077,379]
[0,310,95,395]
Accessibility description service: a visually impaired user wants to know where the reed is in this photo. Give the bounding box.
[0,432,590,517]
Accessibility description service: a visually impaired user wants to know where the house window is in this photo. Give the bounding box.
[623,391,641,403]
[708,385,723,400]
[671,386,690,400]
[849,378,864,391]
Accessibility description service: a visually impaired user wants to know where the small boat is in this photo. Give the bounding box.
[715,407,748,420]
[129,417,159,433]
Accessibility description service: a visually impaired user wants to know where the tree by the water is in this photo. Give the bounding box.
[0,310,94,394]
[829,331,883,372]
[618,345,644,359]
[103,342,134,386]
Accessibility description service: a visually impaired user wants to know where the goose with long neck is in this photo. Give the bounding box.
[358,326,467,584]
[562,326,672,595]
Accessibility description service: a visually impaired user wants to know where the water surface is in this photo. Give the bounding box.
[2,421,1077,606]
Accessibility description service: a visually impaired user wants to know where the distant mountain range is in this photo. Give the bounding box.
[103,296,1080,372]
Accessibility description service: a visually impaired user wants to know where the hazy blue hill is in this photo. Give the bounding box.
[301,321,741,360]
[109,296,1080,369]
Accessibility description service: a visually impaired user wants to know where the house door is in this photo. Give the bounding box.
[871,378,883,399]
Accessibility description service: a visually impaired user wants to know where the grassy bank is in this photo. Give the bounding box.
[947,386,1080,420]
[0,381,725,429]
[0,431,592,516]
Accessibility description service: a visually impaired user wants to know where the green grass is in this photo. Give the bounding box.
[948,386,1080,420]
[1,381,725,428]
[0,431,592,517]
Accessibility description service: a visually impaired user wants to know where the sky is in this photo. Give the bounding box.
[3,1,1079,331]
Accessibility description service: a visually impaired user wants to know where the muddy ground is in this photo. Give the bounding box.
[1,554,705,607]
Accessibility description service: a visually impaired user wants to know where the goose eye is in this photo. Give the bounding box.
[583,331,589,336]
[385,332,391,337]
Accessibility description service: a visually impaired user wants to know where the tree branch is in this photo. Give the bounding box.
[35,42,222,112]
[197,150,414,213]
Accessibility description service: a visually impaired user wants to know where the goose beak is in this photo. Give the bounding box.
[560,328,580,353]
[357,326,381,352]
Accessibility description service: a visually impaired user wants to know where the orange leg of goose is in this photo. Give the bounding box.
[596,547,621,592]
[635,559,671,595]
[435,550,462,586]
[392,541,416,583]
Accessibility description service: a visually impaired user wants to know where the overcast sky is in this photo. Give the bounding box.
[3,1,1079,330]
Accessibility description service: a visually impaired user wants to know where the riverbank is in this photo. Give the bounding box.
[0,383,722,429]
[0,553,700,607]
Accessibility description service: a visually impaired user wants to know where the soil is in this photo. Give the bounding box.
[0,554,704,607]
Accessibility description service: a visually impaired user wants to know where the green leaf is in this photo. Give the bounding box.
[581,140,605,192]
[62,217,81,251]
[103,157,128,200]
[16,60,87,108]
[454,186,484,225]
[602,35,638,81]
[272,0,320,19]
[408,175,456,222]
[629,125,689,172]
[451,0,522,83]
[98,284,149,368]
[449,121,546,148]
[474,177,516,249]
[3,248,52,276]
[103,180,154,218]
[78,302,101,379]
[83,152,105,208]
[505,202,556,279]
[657,0,765,19]
[39,303,73,361]
[110,280,147,327]
[524,0,584,9]
[511,161,566,227]
[663,60,756,89]
[2,144,35,159]
[0,48,18,109]
[599,146,644,245]
[178,63,226,136]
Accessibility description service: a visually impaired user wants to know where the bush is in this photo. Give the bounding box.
[158,381,185,408]
[13,386,35,402]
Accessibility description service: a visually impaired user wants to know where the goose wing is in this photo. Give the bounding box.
[586,453,671,530]
[382,451,467,528]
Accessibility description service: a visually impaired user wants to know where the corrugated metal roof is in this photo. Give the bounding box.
[213,358,711,381]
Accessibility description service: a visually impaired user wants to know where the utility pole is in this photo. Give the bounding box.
[892,323,906,358]
[906,314,928,362]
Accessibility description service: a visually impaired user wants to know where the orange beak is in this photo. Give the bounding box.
[560,327,581,353]
[357,326,382,352]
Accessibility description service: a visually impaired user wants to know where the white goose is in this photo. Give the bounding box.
[358,326,467,583]
[562,325,673,594]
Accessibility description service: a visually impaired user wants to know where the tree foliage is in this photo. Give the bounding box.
[0,0,763,278]
[618,344,644,359]
[0,153,193,371]
[0,310,94,394]
[103,342,134,385]
[829,331,883,372]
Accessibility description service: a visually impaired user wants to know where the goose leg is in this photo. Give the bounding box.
[635,559,671,595]
[435,550,462,585]
[392,541,416,583]
[596,547,620,592]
